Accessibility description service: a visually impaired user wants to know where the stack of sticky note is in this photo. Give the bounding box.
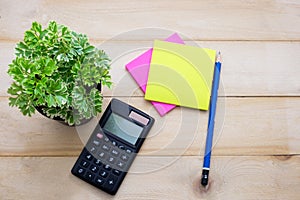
[125,33,216,116]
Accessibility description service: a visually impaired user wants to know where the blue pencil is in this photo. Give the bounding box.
[201,51,222,186]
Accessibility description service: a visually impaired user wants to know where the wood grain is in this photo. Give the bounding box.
[0,0,299,41]
[0,156,299,200]
[1,1,299,199]
[1,96,299,156]
[1,41,300,97]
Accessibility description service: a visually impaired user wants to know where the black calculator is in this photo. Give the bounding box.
[71,98,155,195]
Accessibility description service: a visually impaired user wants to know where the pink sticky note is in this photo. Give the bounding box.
[125,33,185,116]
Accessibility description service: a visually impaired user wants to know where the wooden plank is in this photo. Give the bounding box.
[101,41,300,97]
[1,41,300,97]
[0,42,15,97]
[0,0,299,41]
[0,97,299,156]
[0,156,299,200]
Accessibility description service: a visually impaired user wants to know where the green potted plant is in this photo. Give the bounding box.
[7,21,112,126]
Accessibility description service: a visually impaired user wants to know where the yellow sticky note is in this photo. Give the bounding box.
[145,40,216,110]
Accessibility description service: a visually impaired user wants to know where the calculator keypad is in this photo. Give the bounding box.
[71,99,154,195]
[71,132,134,195]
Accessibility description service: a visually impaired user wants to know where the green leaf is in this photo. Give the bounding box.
[20,104,35,116]
[42,58,57,76]
[66,113,75,125]
[55,95,68,105]
[35,96,46,105]
[16,42,28,50]
[32,22,42,33]
[48,21,58,33]
[62,27,68,35]
[24,31,37,43]
[8,97,17,107]
[46,94,56,107]
[83,45,95,54]
[7,82,22,95]
[44,107,60,118]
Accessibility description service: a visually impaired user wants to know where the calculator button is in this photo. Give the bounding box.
[99,170,108,178]
[111,141,117,146]
[80,160,90,168]
[120,154,129,162]
[118,145,125,150]
[104,175,118,189]
[90,165,99,173]
[104,137,110,143]
[103,164,112,171]
[107,179,115,186]
[85,153,93,161]
[76,167,86,175]
[89,146,97,154]
[96,133,104,139]
[92,140,101,146]
[116,161,125,169]
[113,169,121,176]
[125,149,132,154]
[102,144,110,151]
[94,159,102,166]
[107,157,116,164]
[95,176,105,186]
[85,171,95,181]
[111,149,120,157]
[98,152,106,159]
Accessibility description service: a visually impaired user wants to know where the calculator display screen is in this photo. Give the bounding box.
[103,113,143,145]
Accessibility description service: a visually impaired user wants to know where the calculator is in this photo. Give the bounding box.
[71,98,155,195]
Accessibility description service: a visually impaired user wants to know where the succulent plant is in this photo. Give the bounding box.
[7,21,112,125]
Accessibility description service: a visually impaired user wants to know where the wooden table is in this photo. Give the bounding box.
[1,1,300,199]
